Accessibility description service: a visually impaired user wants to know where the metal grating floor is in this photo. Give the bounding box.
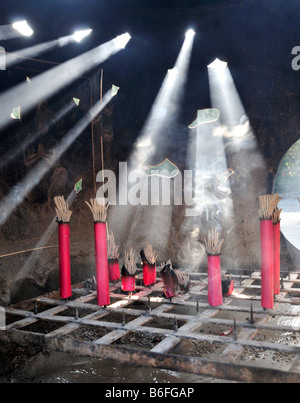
[1,269,300,383]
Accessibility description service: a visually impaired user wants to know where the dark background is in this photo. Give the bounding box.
[1,0,300,168]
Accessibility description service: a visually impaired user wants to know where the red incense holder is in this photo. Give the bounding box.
[207,254,223,307]
[222,278,234,297]
[121,269,136,292]
[143,261,156,286]
[58,223,72,299]
[108,259,120,282]
[260,219,274,309]
[273,221,281,295]
[94,222,110,306]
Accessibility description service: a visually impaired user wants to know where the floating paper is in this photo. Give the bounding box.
[73,97,80,106]
[217,168,235,185]
[10,106,21,120]
[74,178,83,194]
[146,158,179,178]
[188,108,220,129]
[111,85,120,96]
[0,46,6,71]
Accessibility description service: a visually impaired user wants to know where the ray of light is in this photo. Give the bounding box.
[0,89,115,225]
[108,30,196,262]
[0,33,131,133]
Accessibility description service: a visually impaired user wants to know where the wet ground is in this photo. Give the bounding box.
[2,270,300,383]
[1,318,299,384]
[0,342,232,383]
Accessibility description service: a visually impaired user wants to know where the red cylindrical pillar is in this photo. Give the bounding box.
[260,219,274,309]
[273,221,281,295]
[94,222,110,306]
[207,254,223,307]
[143,261,156,286]
[108,259,120,282]
[58,223,72,299]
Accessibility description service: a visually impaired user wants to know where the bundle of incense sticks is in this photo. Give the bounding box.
[85,198,108,222]
[54,195,72,299]
[205,229,224,307]
[107,232,120,282]
[272,207,282,224]
[124,246,137,275]
[86,197,110,306]
[54,196,72,223]
[259,193,282,309]
[107,233,119,260]
[141,242,157,286]
[144,242,157,265]
[273,206,282,296]
[205,228,224,255]
[259,194,282,220]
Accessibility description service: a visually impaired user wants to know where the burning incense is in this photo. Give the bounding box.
[272,198,282,296]
[205,228,224,255]
[205,228,224,307]
[124,247,137,275]
[107,233,120,282]
[86,198,110,306]
[54,196,72,223]
[259,194,281,220]
[122,246,137,293]
[273,213,281,296]
[85,198,108,222]
[258,194,280,309]
[272,207,282,225]
[258,193,282,306]
[161,260,177,298]
[107,233,120,260]
[141,242,157,286]
[160,260,190,299]
[54,196,72,299]
[143,242,157,265]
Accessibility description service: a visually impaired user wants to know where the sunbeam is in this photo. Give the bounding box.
[0,88,116,225]
[0,33,131,132]
[108,30,196,260]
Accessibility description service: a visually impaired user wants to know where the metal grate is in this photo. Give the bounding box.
[1,269,300,383]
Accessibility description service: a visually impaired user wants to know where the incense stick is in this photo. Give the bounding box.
[259,194,282,220]
[272,207,282,224]
[124,246,137,275]
[107,233,120,260]
[144,242,157,265]
[54,196,72,223]
[205,228,224,255]
[85,198,108,222]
